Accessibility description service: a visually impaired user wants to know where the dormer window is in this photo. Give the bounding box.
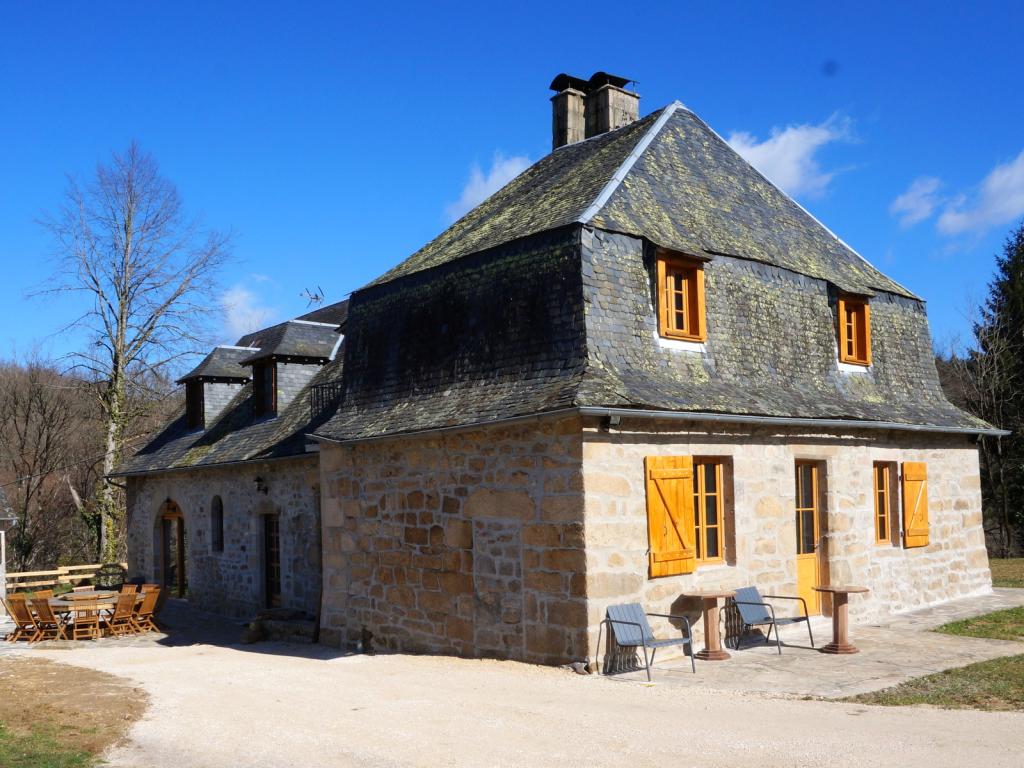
[656,253,706,342]
[185,381,204,429]
[252,361,277,417]
[837,295,871,366]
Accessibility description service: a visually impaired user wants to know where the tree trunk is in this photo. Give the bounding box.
[98,372,125,562]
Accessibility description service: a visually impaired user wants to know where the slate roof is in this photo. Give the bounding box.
[366,112,662,287]
[238,320,341,365]
[575,229,992,433]
[176,346,256,383]
[297,299,349,327]
[116,301,347,476]
[312,103,993,442]
[367,103,911,299]
[116,356,344,476]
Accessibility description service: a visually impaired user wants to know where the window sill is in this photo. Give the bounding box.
[696,560,733,572]
[838,360,870,373]
[656,334,706,353]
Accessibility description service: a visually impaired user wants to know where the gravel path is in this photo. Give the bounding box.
[30,639,1024,768]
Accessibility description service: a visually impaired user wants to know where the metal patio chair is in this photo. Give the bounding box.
[730,586,814,654]
[598,603,696,681]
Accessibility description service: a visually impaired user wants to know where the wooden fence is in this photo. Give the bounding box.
[3,562,128,593]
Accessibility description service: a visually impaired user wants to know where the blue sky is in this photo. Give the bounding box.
[2,2,1022,368]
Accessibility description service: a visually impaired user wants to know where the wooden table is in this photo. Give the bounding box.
[682,589,736,661]
[813,585,869,654]
[50,592,135,613]
[61,590,118,601]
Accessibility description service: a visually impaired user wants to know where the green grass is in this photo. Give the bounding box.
[935,606,1024,641]
[849,654,1024,711]
[990,557,1024,588]
[0,724,94,768]
[848,604,1024,711]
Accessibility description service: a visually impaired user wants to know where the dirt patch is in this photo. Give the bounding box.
[0,656,147,757]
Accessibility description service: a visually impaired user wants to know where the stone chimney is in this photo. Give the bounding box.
[549,71,639,149]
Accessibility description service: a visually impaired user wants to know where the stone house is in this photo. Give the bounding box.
[123,72,1004,666]
[116,301,348,619]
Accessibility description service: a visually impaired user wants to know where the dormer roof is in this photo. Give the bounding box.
[237,319,342,365]
[175,346,257,384]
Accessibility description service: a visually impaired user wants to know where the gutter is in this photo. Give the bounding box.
[576,406,1011,438]
[309,404,1009,447]
[109,451,316,479]
[309,408,581,447]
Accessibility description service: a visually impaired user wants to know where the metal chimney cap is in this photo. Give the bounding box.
[550,71,635,93]
[549,73,589,92]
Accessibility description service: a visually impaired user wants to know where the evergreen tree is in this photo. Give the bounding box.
[975,222,1024,553]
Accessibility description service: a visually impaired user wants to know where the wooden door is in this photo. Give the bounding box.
[794,462,822,615]
[263,515,281,608]
[159,501,187,598]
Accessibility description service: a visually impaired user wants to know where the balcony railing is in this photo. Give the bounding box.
[309,380,344,420]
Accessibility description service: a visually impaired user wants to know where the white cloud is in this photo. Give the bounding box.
[727,115,852,198]
[221,284,276,340]
[937,150,1024,235]
[889,176,943,228]
[444,153,530,222]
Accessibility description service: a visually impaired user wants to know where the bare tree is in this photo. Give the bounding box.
[39,143,230,559]
[0,359,95,570]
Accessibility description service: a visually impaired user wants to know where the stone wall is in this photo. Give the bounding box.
[126,455,321,619]
[318,414,588,664]
[581,417,992,660]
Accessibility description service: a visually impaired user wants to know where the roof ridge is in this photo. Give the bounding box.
[686,109,918,299]
[577,102,682,225]
[289,319,339,328]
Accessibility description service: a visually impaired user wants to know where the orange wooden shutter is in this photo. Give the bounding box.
[860,301,872,366]
[645,456,697,576]
[693,266,707,341]
[902,461,930,548]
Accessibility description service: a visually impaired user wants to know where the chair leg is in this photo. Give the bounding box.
[596,620,605,675]
[641,644,651,682]
[774,622,782,655]
[764,623,772,644]
[806,618,815,648]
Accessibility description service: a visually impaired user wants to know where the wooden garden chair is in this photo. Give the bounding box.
[31,597,68,642]
[32,589,54,600]
[71,600,101,640]
[132,587,161,633]
[120,583,138,594]
[3,596,39,642]
[107,592,139,637]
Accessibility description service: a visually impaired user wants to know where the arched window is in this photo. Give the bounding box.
[211,496,224,552]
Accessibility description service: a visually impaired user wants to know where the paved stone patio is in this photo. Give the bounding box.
[603,588,1024,698]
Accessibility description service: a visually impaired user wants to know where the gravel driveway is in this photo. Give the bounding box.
[24,630,1024,768]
